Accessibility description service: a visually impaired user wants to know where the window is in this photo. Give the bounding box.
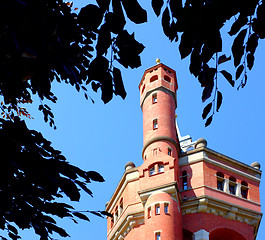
[150,75,158,82]
[147,207,151,218]
[155,204,160,215]
[153,148,158,156]
[119,199,123,215]
[229,177,236,195]
[241,181,248,199]
[216,172,224,191]
[168,148,172,156]
[149,167,155,176]
[141,84,145,93]
[164,203,169,214]
[182,171,188,190]
[153,119,158,129]
[152,93,157,104]
[158,164,164,173]
[164,75,171,82]
[155,232,161,240]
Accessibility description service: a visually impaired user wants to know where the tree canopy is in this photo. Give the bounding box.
[0,0,264,239]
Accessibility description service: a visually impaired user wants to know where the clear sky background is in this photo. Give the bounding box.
[18,1,265,239]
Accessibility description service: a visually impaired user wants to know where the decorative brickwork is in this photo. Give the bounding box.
[106,62,262,240]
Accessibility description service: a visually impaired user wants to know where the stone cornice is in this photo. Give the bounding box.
[108,211,144,240]
[180,184,261,207]
[181,195,262,239]
[106,168,139,213]
[142,135,180,157]
[140,86,176,109]
[138,181,180,205]
[179,148,261,182]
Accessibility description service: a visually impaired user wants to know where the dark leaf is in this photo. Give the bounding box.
[232,29,247,67]
[236,65,244,80]
[105,12,125,34]
[218,54,231,64]
[169,0,182,18]
[92,82,101,92]
[202,81,214,102]
[111,0,126,33]
[246,33,259,54]
[59,178,80,201]
[121,0,147,24]
[73,212,90,221]
[162,7,171,38]
[216,91,222,112]
[75,180,93,197]
[220,70,235,87]
[45,223,69,237]
[100,211,113,218]
[190,49,202,77]
[86,171,105,182]
[247,53,254,70]
[202,103,212,120]
[7,225,18,235]
[179,31,193,59]
[96,24,112,56]
[113,67,126,99]
[96,0,110,11]
[101,72,113,103]
[152,0,164,17]
[78,4,103,31]
[228,14,248,36]
[205,115,213,127]
[89,211,104,218]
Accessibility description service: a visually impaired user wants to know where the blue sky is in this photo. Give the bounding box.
[19,1,265,239]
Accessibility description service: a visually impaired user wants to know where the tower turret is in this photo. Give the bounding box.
[139,60,179,161]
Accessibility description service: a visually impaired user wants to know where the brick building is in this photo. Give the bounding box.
[105,62,262,240]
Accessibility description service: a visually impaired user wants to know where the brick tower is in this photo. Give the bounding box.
[106,61,262,240]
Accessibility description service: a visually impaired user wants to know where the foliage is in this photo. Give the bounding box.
[0,0,145,239]
[0,0,264,239]
[0,117,109,240]
[151,0,264,126]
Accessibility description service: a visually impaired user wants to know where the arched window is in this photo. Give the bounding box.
[216,172,224,191]
[182,171,188,190]
[150,75,158,82]
[152,93,157,103]
[158,164,164,173]
[241,181,248,199]
[149,166,155,176]
[164,75,171,83]
[229,176,236,195]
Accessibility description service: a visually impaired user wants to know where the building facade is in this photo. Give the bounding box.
[106,62,262,240]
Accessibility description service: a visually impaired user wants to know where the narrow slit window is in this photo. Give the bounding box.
[182,171,188,190]
[168,148,172,156]
[164,203,169,214]
[241,181,248,199]
[155,204,160,215]
[156,232,161,240]
[229,177,236,195]
[153,119,158,130]
[216,172,224,191]
[152,93,157,104]
[148,207,151,218]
